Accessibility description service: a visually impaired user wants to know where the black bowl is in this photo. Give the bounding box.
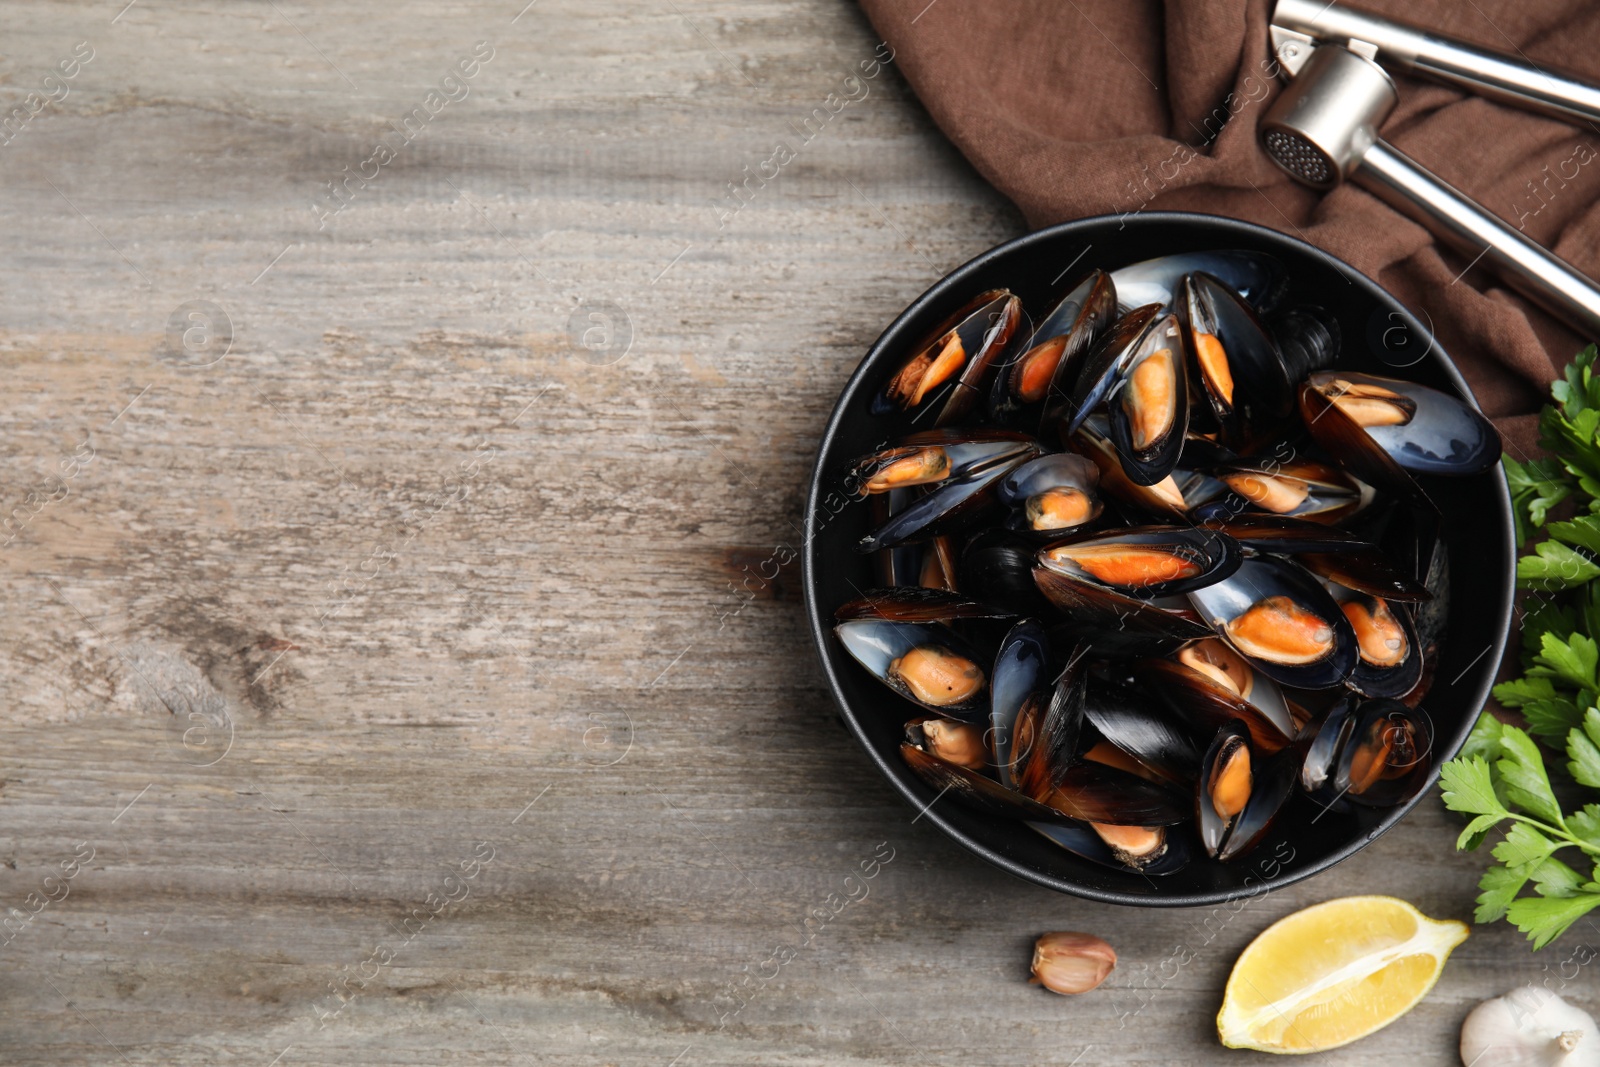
[802,212,1515,906]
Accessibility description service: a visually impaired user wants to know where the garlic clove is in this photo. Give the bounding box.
[1029,931,1116,995]
[1460,986,1600,1067]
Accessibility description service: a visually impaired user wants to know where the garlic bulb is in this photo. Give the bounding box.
[1460,987,1600,1067]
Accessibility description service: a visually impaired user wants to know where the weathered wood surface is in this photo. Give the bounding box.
[0,2,1566,1064]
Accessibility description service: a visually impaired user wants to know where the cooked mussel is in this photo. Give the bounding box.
[1001,270,1119,409]
[1331,586,1422,700]
[906,717,988,770]
[1028,818,1193,875]
[989,618,1050,782]
[1011,653,1088,800]
[1269,306,1341,389]
[1299,371,1502,495]
[858,454,1028,553]
[1179,271,1292,426]
[1196,721,1300,861]
[875,290,1022,424]
[1036,761,1190,827]
[1037,526,1241,598]
[1111,251,1286,314]
[1057,305,1161,434]
[1034,563,1214,648]
[1065,414,1191,519]
[998,453,1103,535]
[1138,648,1296,753]
[899,741,1067,823]
[835,619,988,720]
[1301,696,1432,808]
[1213,459,1372,525]
[1187,556,1357,689]
[1082,678,1201,788]
[1063,308,1189,485]
[847,429,1040,495]
[1208,516,1432,602]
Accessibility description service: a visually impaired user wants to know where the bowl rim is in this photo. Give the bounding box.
[801,210,1515,907]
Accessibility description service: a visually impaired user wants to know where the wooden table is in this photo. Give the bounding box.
[0,2,1558,1064]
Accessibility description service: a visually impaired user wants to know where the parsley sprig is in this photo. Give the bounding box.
[1441,345,1600,948]
[1441,714,1600,948]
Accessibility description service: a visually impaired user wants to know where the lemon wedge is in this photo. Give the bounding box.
[1217,895,1468,1054]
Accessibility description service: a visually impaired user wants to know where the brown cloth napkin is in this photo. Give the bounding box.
[857,0,1600,458]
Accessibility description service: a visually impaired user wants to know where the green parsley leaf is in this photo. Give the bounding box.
[1530,632,1600,691]
[1570,709,1600,790]
[1567,805,1600,849]
[1506,456,1574,542]
[1457,714,1507,764]
[1524,698,1588,739]
[1476,863,1533,924]
[1521,599,1579,664]
[1439,755,1506,818]
[1457,812,1505,851]
[1551,515,1600,555]
[1507,893,1600,950]
[1493,821,1556,867]
[1519,541,1600,591]
[1494,676,1561,707]
[1498,726,1569,827]
[1530,856,1585,898]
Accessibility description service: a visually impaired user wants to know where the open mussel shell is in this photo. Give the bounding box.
[1083,678,1201,788]
[1057,305,1160,436]
[858,455,1027,553]
[1188,555,1357,689]
[1325,584,1423,699]
[1299,371,1502,500]
[1209,516,1432,602]
[1179,271,1291,425]
[1301,696,1433,808]
[1137,653,1295,753]
[1065,415,1191,519]
[1298,550,1431,603]
[998,453,1103,536]
[874,290,1021,421]
[989,618,1050,782]
[834,587,1018,622]
[899,742,1069,824]
[847,429,1040,496]
[1003,269,1119,409]
[939,295,1025,427]
[1106,313,1189,486]
[1037,525,1241,599]
[1027,819,1193,876]
[1111,251,1287,314]
[1063,307,1188,486]
[1213,459,1372,525]
[1038,761,1190,826]
[1034,562,1214,650]
[834,619,988,721]
[1011,652,1088,800]
[876,532,959,591]
[1196,721,1300,862]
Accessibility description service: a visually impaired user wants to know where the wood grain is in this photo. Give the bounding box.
[0,2,1569,1064]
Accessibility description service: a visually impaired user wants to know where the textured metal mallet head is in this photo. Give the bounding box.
[1260,44,1399,190]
